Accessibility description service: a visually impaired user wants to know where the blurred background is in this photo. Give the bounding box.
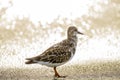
[0,0,120,68]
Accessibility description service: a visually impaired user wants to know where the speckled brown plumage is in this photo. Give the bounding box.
[25,26,83,78]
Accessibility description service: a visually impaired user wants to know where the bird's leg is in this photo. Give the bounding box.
[53,67,66,78]
[53,67,61,77]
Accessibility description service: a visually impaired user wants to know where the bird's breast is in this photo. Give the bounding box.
[68,47,76,60]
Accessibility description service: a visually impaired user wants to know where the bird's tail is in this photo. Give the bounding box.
[25,58,37,64]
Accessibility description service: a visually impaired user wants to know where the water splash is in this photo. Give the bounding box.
[0,0,120,68]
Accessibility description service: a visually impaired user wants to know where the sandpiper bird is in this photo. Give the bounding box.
[25,26,83,78]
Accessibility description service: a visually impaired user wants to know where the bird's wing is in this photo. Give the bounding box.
[27,41,72,63]
[39,46,72,63]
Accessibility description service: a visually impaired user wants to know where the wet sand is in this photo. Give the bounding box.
[0,61,120,80]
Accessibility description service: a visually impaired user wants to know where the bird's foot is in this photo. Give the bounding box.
[54,74,66,78]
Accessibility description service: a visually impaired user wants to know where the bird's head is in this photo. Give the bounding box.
[67,26,83,39]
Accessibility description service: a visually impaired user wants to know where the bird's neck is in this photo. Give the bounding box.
[68,36,78,47]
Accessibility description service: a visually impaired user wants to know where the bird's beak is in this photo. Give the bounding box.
[77,31,84,35]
